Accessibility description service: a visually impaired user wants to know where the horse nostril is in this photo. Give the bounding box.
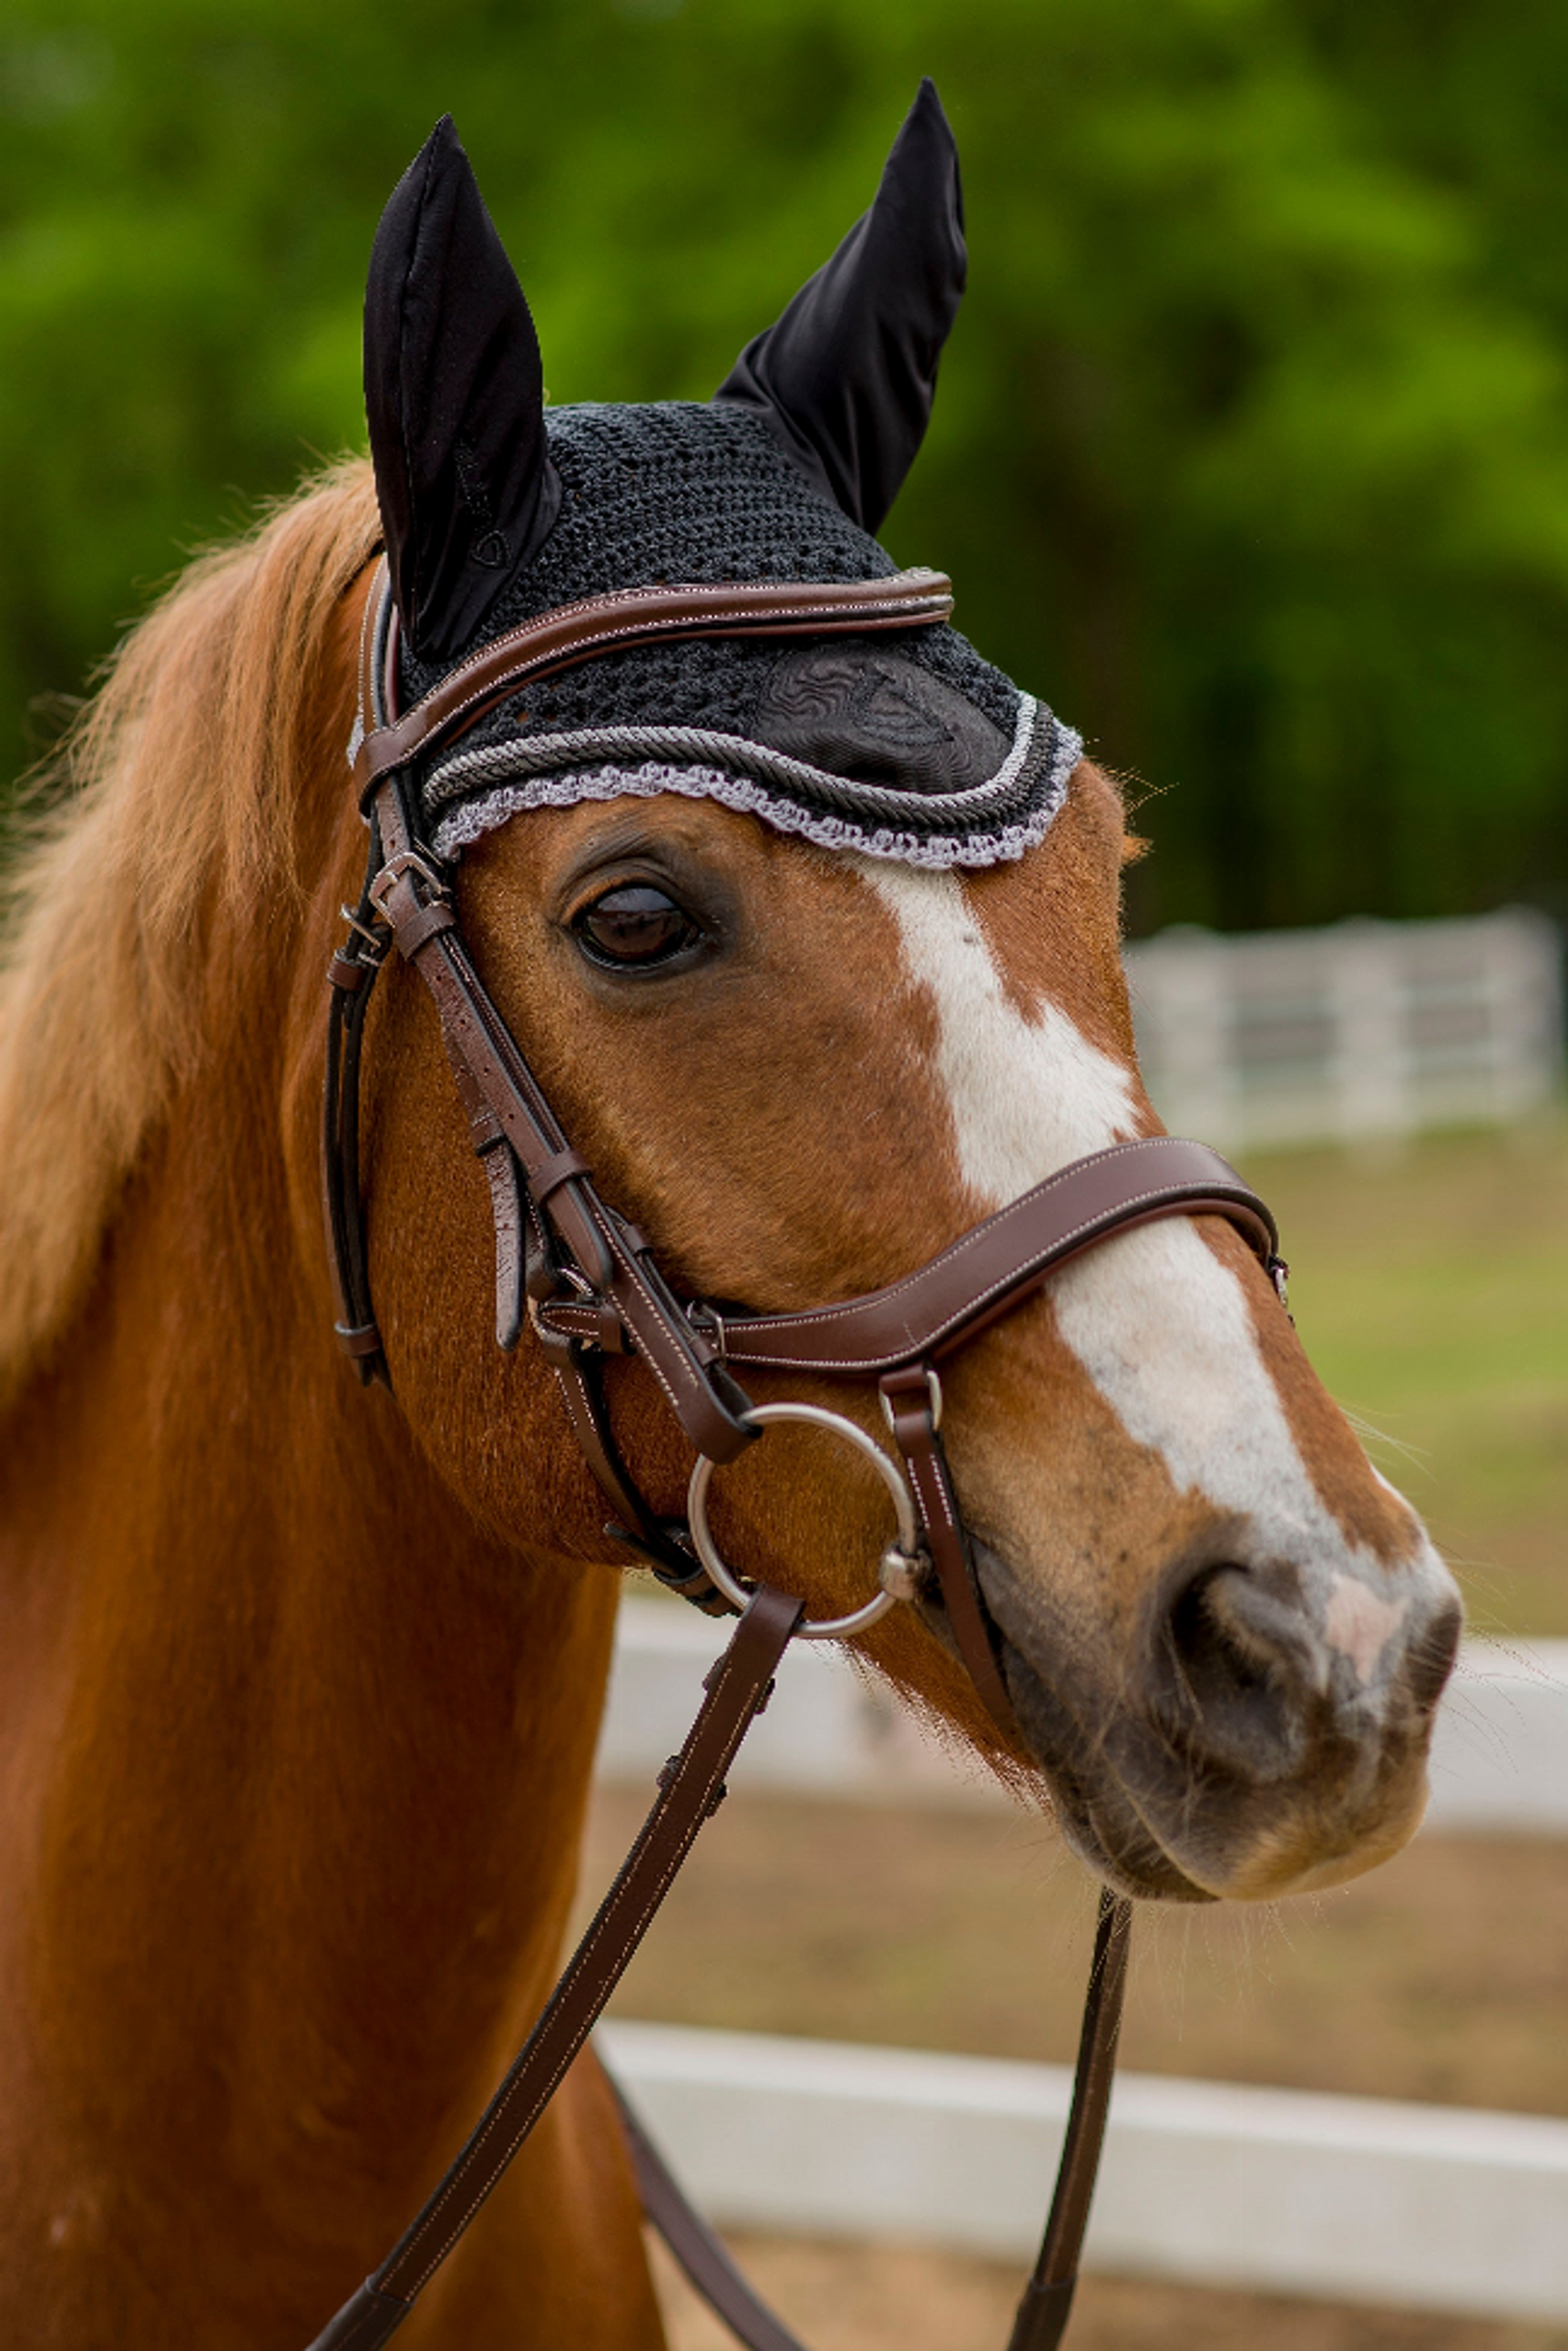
[1403,1593,1463,1713]
[1159,1563,1309,1775]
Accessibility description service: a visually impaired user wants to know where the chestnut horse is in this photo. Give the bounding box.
[0,101,1459,2351]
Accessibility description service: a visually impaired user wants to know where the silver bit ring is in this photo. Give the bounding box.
[686,1401,923,1640]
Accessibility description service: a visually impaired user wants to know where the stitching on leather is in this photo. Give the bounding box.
[606,1245,711,1424]
[410,944,704,1427]
[727,1195,1234,1368]
[407,573,944,705]
[395,1610,789,2293]
[400,1668,749,2283]
[914,1447,1008,1715]
[890,1422,1010,1721]
[556,1362,643,1527]
[610,1283,687,1418]
[715,1147,1255,1359]
[363,575,952,775]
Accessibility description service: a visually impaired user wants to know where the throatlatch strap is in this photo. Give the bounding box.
[304,1585,803,2351]
[321,825,391,1389]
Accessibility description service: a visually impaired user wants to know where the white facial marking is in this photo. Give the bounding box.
[1050,1219,1423,1608]
[853,862,1139,1200]
[1324,1574,1408,1684]
[859,858,1444,1618]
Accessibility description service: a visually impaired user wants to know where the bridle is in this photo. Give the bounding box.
[312,559,1287,2351]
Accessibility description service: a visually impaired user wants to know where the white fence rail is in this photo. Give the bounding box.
[1124,908,1562,1149]
[599,1600,1568,1837]
[600,2022,1568,2324]
[599,1608,1568,2320]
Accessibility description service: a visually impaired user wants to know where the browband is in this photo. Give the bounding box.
[352,567,955,800]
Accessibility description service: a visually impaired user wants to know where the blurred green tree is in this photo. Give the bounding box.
[2,0,1566,930]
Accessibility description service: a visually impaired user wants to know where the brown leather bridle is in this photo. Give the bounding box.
[312,560,1286,2351]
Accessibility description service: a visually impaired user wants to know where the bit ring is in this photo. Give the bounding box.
[686,1401,923,1640]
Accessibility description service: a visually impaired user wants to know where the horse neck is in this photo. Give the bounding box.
[0,874,620,2266]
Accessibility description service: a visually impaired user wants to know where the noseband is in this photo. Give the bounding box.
[313,560,1286,2351]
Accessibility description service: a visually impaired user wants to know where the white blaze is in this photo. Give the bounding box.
[857,862,1424,1615]
[852,862,1139,1200]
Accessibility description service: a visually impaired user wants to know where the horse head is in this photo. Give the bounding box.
[0,80,1475,2348]
[338,93,1462,1908]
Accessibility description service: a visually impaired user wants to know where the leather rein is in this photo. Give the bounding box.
[312,560,1286,2351]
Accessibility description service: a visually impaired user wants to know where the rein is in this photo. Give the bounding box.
[312,561,1285,2351]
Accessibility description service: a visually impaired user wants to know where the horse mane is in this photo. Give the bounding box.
[0,458,382,1410]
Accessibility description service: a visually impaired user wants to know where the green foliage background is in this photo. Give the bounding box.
[3,0,1567,933]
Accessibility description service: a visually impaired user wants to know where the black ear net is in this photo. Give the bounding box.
[363,115,561,662]
[713,78,966,532]
[364,82,964,658]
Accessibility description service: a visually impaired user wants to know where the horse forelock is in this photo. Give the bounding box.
[0,459,382,1410]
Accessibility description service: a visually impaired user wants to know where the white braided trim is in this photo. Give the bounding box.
[429,724,1081,871]
[422,694,1043,825]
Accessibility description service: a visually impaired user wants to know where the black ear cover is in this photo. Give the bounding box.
[713,79,966,533]
[364,116,561,662]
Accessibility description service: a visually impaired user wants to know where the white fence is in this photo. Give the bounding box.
[1124,908,1562,1149]
[599,1600,1568,1836]
[600,2022,1568,2324]
[596,1604,1568,2321]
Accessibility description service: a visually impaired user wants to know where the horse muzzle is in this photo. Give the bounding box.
[978,1531,1464,1903]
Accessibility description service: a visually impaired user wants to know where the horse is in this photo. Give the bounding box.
[0,86,1461,2351]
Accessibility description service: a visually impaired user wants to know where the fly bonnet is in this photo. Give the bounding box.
[359,84,1082,866]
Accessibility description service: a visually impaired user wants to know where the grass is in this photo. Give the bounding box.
[1235,1116,1568,1637]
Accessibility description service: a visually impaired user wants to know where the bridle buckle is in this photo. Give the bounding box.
[368,845,450,923]
[685,1300,728,1361]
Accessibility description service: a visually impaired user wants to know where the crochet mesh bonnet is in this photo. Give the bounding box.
[363,90,1081,870]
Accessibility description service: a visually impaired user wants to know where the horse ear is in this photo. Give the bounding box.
[364,116,561,662]
[713,80,966,534]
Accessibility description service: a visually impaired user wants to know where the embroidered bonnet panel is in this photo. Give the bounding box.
[400,403,1081,873]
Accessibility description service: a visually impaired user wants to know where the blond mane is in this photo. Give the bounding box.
[0,459,381,1409]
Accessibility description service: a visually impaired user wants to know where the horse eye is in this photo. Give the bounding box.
[574,883,702,969]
